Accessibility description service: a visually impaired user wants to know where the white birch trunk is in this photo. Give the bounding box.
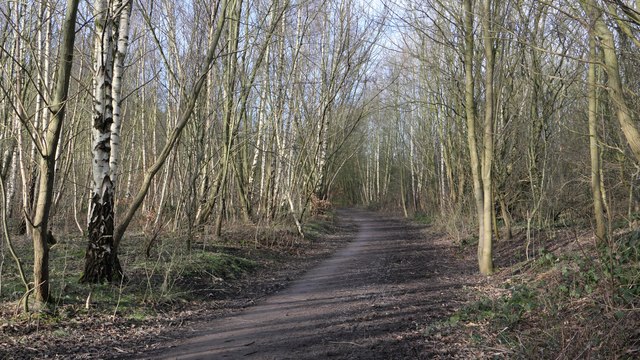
[5,149,17,218]
[140,48,148,210]
[125,115,137,198]
[150,94,159,206]
[82,0,118,283]
[249,77,267,204]
[439,124,446,207]
[91,0,113,196]
[383,138,391,198]
[109,0,132,188]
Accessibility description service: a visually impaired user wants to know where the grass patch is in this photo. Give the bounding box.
[180,252,257,281]
[0,225,288,321]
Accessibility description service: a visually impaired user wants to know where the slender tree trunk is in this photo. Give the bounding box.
[588,33,606,241]
[214,0,242,236]
[4,148,17,219]
[478,0,495,275]
[31,0,80,303]
[410,123,418,211]
[580,0,640,164]
[13,3,32,237]
[248,77,268,206]
[375,134,380,202]
[463,0,485,266]
[498,194,512,240]
[400,149,408,218]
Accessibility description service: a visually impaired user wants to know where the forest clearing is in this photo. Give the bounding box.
[1,0,640,358]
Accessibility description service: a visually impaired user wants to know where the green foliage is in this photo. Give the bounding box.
[601,230,640,305]
[558,259,600,299]
[534,248,558,268]
[449,236,639,357]
[432,222,640,358]
[539,231,640,306]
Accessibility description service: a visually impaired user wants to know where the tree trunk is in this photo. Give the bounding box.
[581,0,640,165]
[463,0,485,266]
[110,0,133,187]
[479,0,495,275]
[81,0,117,283]
[80,178,116,283]
[588,32,606,241]
[499,194,512,240]
[31,0,80,303]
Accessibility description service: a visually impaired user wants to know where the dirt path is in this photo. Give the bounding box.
[142,210,475,359]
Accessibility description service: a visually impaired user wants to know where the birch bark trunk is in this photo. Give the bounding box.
[81,0,116,283]
[110,0,132,187]
[81,0,132,283]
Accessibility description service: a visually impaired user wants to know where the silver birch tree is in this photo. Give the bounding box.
[81,0,132,283]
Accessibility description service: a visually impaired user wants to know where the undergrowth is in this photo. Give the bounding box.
[435,228,640,358]
[0,215,335,322]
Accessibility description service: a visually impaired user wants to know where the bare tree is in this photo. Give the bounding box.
[579,0,640,165]
[30,0,80,304]
[588,32,606,241]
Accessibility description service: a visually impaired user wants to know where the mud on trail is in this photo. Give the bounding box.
[142,209,476,359]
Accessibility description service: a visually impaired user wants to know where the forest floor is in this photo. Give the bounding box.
[1,209,479,359]
[1,209,638,359]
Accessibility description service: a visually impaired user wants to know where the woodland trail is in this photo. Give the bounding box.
[142,209,474,359]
